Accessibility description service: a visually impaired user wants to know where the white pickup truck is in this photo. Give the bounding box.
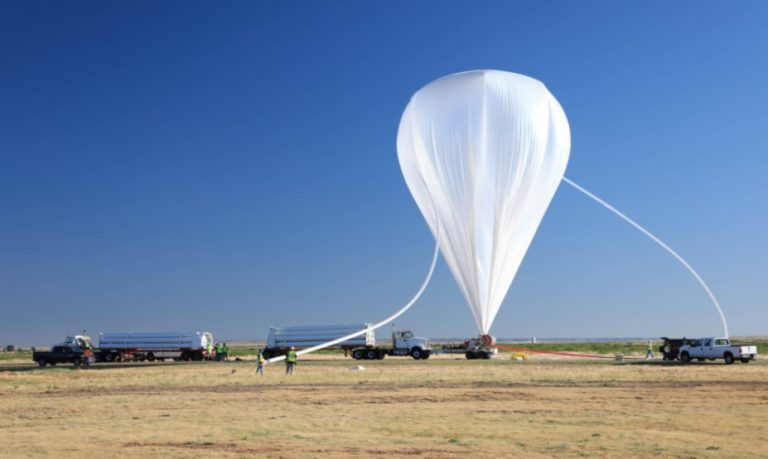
[678,337,758,364]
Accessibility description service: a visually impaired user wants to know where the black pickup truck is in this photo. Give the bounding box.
[33,346,88,367]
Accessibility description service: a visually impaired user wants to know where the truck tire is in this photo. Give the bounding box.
[680,352,691,363]
[421,352,430,360]
[410,348,424,360]
[740,358,750,363]
[38,360,46,367]
[466,351,477,360]
[104,352,114,362]
[147,353,155,362]
[352,349,364,360]
[724,353,735,364]
[366,350,377,360]
[72,357,82,367]
[377,351,386,360]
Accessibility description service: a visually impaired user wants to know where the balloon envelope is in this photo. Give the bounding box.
[397,70,570,334]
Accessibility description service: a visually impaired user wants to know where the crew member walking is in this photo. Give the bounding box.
[285,346,297,375]
[256,349,266,376]
[645,339,655,359]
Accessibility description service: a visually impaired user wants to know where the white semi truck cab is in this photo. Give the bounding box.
[678,337,758,364]
[390,329,431,359]
[349,328,432,360]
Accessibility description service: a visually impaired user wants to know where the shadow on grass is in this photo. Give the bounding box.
[0,360,245,373]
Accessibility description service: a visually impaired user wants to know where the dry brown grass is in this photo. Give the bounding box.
[1,354,767,458]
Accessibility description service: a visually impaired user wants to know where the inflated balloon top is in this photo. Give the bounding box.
[397,70,571,334]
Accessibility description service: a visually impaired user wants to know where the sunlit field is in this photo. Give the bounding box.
[1,349,767,458]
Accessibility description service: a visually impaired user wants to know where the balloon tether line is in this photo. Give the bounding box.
[266,184,441,364]
[265,236,440,364]
[562,176,729,338]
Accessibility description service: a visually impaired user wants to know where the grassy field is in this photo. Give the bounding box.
[1,349,767,458]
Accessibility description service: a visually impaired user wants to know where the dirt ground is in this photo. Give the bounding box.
[1,354,767,458]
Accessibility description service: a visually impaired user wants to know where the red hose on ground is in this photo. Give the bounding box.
[495,343,641,360]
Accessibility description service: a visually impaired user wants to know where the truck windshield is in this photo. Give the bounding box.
[401,331,413,339]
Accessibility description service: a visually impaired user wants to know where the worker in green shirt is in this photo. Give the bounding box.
[285,346,297,375]
[256,349,266,376]
[215,342,224,361]
[222,343,229,361]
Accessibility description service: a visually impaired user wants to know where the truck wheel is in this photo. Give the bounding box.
[421,352,430,360]
[680,352,691,363]
[352,349,364,360]
[466,351,477,360]
[38,360,46,367]
[724,353,735,364]
[366,350,377,360]
[72,357,82,367]
[147,353,155,362]
[479,351,491,359]
[104,353,114,362]
[740,358,750,363]
[410,348,423,360]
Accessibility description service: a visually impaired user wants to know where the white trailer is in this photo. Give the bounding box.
[263,324,432,360]
[97,331,214,362]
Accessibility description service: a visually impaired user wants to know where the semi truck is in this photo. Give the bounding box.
[97,331,214,362]
[262,324,432,360]
[678,337,758,364]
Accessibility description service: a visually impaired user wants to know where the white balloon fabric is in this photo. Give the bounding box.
[397,70,571,334]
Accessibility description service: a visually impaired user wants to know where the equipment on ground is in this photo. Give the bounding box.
[659,337,697,360]
[438,334,498,359]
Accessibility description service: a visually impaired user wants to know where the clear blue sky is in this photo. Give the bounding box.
[1,2,766,346]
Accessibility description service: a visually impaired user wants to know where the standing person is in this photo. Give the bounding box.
[256,349,265,376]
[285,346,297,375]
[215,342,224,361]
[207,340,214,361]
[645,339,655,359]
[222,343,229,361]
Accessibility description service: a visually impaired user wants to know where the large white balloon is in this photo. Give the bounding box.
[397,70,571,334]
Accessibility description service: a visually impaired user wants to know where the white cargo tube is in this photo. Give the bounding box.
[562,176,729,338]
[266,233,440,364]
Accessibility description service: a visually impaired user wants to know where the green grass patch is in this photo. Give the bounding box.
[0,351,33,362]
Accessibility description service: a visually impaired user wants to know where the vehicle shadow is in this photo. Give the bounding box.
[628,360,726,366]
[0,361,220,373]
